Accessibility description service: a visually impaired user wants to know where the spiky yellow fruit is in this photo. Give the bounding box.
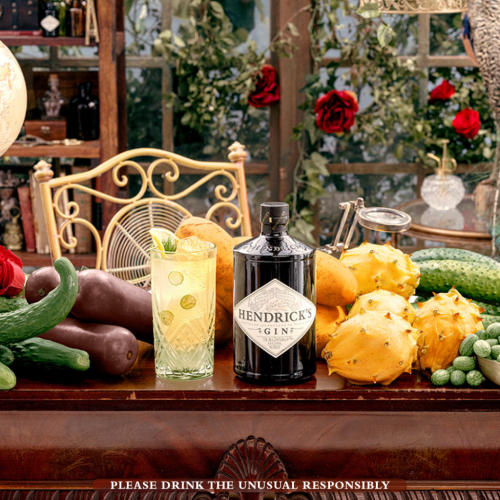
[322,311,418,385]
[348,289,416,324]
[414,288,484,372]
[340,242,420,298]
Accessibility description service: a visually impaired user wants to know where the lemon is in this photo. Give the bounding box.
[149,227,178,257]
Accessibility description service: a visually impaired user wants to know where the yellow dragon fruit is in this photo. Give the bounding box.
[322,311,418,385]
[340,242,420,298]
[414,288,483,372]
[348,289,416,324]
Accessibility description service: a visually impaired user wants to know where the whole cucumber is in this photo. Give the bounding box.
[25,268,153,343]
[41,318,138,376]
[0,296,28,313]
[10,338,90,372]
[0,258,78,344]
[411,248,499,266]
[418,260,500,302]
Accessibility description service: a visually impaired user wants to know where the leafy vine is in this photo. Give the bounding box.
[288,1,495,244]
[154,0,295,157]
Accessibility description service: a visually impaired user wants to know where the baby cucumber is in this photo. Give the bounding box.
[486,322,500,339]
[0,361,16,390]
[466,370,484,387]
[475,329,489,340]
[450,370,466,386]
[0,258,78,345]
[491,345,500,359]
[473,340,491,358]
[486,338,498,347]
[459,334,478,356]
[453,356,476,372]
[431,369,450,386]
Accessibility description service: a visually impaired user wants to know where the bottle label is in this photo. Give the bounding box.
[41,15,60,32]
[234,279,316,358]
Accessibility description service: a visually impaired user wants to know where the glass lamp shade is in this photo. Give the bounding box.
[0,41,27,156]
[421,173,465,211]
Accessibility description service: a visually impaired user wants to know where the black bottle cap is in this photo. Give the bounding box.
[260,202,289,226]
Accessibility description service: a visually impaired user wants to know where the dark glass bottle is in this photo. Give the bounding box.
[233,202,316,385]
[41,1,60,37]
[67,82,99,140]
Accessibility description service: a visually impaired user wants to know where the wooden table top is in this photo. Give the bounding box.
[1,345,499,412]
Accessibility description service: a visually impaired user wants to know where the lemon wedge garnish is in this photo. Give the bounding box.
[149,228,179,257]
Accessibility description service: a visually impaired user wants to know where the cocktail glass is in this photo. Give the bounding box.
[150,235,216,379]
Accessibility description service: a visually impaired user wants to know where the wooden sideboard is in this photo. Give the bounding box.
[0,346,499,494]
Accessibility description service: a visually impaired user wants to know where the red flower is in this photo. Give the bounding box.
[452,108,481,139]
[248,65,280,108]
[314,90,359,134]
[430,80,455,102]
[0,246,24,297]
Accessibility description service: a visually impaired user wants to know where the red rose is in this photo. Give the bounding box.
[248,65,280,108]
[452,108,481,139]
[0,245,24,297]
[314,90,359,134]
[429,80,455,102]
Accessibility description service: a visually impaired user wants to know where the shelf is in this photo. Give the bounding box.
[18,251,96,268]
[4,140,100,159]
[0,35,94,47]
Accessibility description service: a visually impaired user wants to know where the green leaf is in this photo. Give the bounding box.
[310,152,329,176]
[288,23,299,37]
[173,34,186,48]
[377,24,394,48]
[210,1,225,18]
[356,2,381,18]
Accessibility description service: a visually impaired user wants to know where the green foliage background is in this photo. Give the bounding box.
[124,1,496,244]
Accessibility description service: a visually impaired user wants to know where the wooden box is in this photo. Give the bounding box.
[24,119,66,140]
[0,0,39,31]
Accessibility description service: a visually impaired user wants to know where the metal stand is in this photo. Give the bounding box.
[322,197,412,256]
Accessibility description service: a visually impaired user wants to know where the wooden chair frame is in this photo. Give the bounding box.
[35,142,251,272]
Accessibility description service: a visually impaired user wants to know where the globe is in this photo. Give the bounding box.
[0,41,27,156]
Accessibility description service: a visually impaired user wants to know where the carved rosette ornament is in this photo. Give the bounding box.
[215,436,288,500]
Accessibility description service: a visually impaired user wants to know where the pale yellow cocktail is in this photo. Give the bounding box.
[150,229,216,379]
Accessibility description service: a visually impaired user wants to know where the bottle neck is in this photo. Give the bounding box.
[261,223,287,237]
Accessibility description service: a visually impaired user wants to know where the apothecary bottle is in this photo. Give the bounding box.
[233,202,316,385]
[67,82,99,140]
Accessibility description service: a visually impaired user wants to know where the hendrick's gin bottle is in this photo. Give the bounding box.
[233,202,316,384]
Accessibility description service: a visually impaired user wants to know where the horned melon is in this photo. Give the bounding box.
[348,289,416,324]
[414,288,484,372]
[340,242,420,298]
[322,311,418,385]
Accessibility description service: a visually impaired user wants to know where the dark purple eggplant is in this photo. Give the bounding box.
[41,317,138,376]
[25,267,153,343]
